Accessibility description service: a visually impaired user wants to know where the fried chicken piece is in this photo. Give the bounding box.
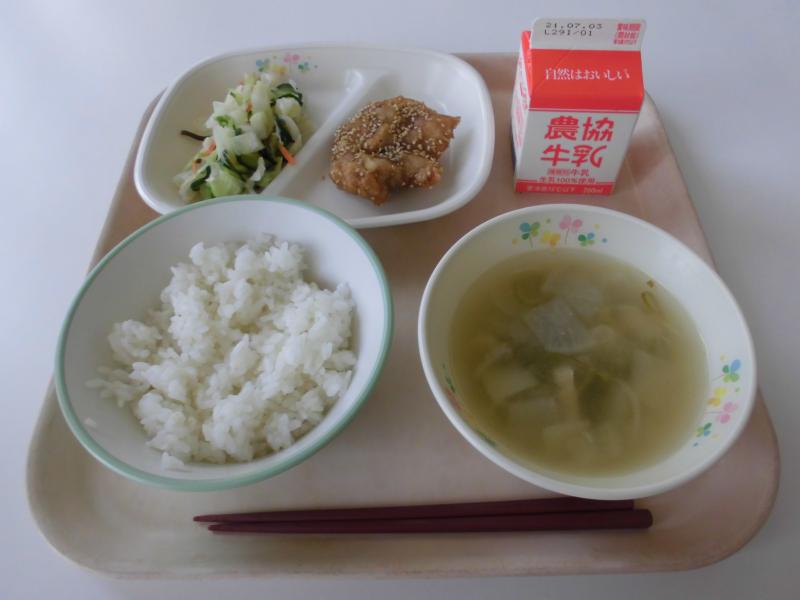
[330,97,460,204]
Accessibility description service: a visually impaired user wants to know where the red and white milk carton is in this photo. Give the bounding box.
[511,18,646,195]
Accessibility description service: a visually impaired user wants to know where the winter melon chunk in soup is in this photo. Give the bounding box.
[449,249,707,476]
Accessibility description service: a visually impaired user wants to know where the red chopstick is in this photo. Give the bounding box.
[194,497,634,524]
[207,510,653,534]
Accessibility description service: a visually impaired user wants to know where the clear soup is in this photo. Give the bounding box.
[449,249,707,476]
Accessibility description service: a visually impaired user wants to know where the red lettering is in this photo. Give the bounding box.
[540,144,571,165]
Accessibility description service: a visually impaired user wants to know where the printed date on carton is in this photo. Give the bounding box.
[543,21,604,36]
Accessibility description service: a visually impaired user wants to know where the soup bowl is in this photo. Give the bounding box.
[418,204,755,500]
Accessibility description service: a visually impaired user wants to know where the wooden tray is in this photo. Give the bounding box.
[26,54,779,577]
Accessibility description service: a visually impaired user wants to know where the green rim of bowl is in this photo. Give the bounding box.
[54,195,394,492]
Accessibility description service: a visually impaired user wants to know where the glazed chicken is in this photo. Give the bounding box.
[330,97,460,204]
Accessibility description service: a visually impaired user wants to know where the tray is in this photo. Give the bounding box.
[26,53,779,577]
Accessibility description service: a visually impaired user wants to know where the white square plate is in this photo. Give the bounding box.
[134,45,494,228]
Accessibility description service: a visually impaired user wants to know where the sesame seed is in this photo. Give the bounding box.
[329,97,458,202]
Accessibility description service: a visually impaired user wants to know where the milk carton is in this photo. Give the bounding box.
[511,18,646,194]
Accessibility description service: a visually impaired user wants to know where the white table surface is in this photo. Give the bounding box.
[4,0,798,597]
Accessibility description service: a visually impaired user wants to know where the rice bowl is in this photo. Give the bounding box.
[56,196,392,490]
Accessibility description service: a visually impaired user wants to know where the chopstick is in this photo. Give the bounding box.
[195,498,652,534]
[194,497,634,523]
[207,510,653,534]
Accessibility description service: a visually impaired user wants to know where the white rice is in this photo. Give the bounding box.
[87,235,356,465]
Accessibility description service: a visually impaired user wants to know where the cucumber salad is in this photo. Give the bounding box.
[174,69,311,202]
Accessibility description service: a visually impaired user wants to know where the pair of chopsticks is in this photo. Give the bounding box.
[194,497,652,534]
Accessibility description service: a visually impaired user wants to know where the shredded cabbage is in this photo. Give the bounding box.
[174,64,311,203]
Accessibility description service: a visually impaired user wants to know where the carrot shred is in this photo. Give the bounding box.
[201,141,217,157]
[279,144,296,165]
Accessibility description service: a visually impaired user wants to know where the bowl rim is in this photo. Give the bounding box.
[418,203,757,500]
[133,43,495,228]
[55,195,394,491]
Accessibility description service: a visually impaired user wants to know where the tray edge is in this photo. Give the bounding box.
[25,56,782,579]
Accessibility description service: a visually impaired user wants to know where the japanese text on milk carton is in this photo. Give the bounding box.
[511,18,646,195]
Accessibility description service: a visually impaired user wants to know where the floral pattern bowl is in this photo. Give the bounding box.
[417,204,756,500]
